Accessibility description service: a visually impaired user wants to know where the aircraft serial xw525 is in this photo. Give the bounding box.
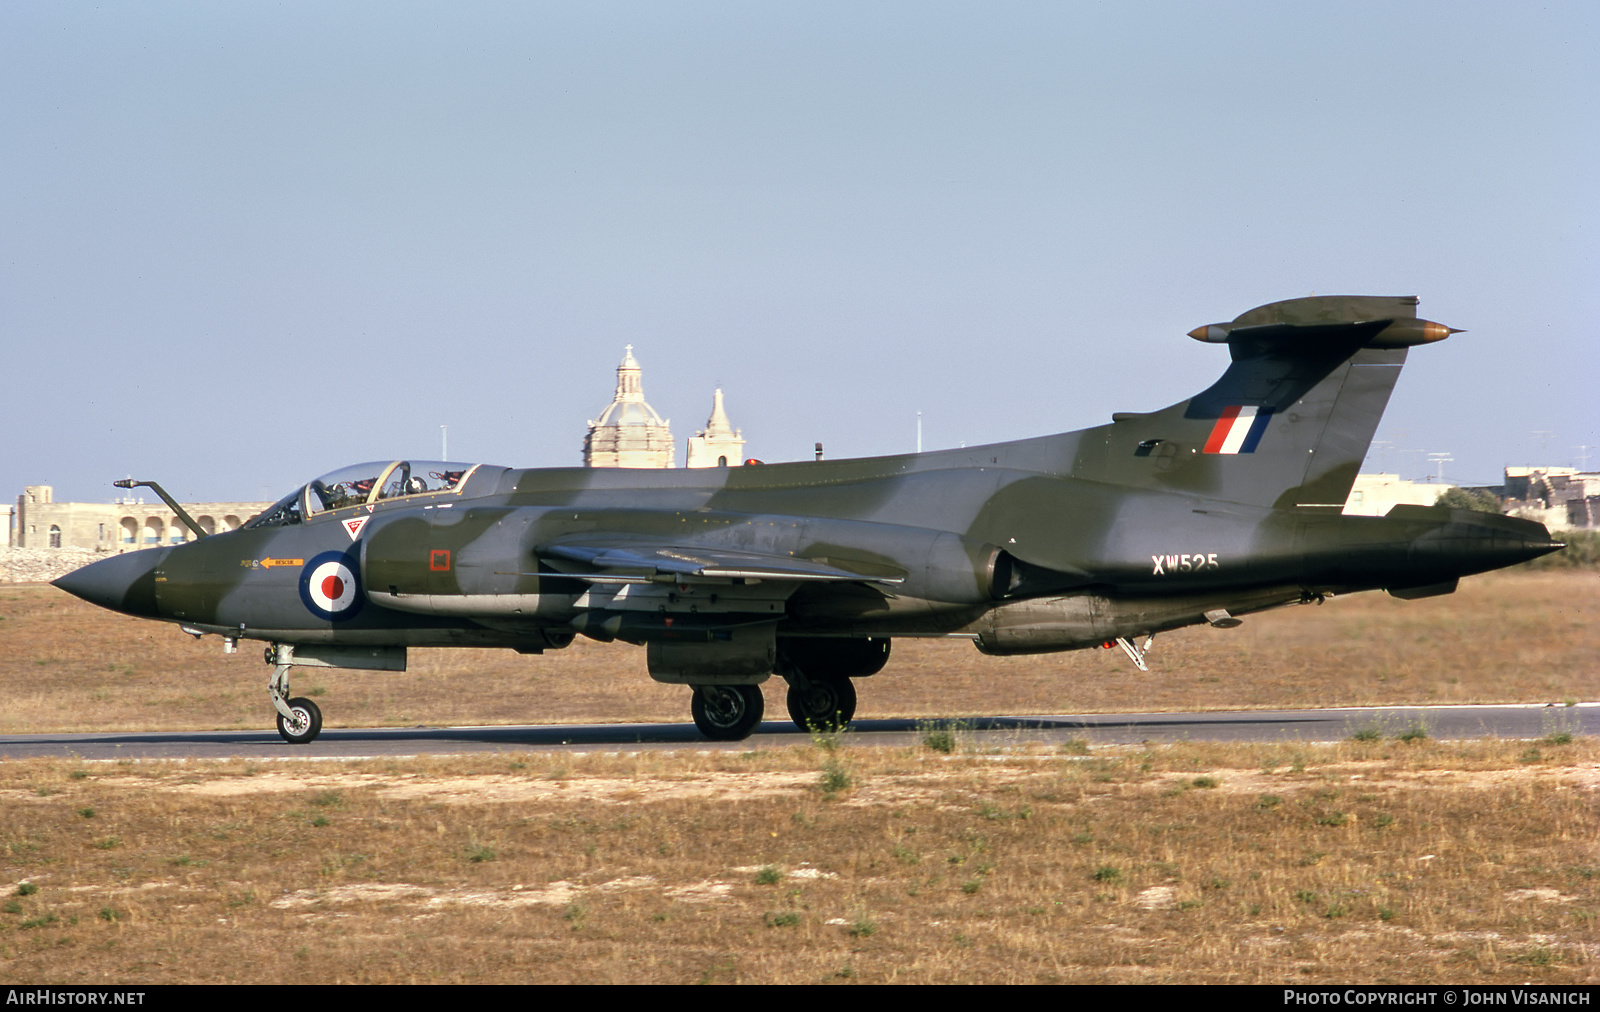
[55,296,1561,743]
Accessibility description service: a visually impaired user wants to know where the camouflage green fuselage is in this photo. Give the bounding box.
[127,439,1552,654]
[57,295,1561,676]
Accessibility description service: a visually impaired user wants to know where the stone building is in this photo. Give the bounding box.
[583,346,676,468]
[1503,467,1600,530]
[685,389,746,468]
[1340,467,1600,530]
[1341,474,1456,517]
[12,485,273,552]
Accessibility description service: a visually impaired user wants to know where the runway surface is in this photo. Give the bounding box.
[1,702,1593,760]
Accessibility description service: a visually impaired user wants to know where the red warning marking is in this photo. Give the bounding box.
[429,550,450,572]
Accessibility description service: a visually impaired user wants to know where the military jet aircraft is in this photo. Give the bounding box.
[54,296,1561,743]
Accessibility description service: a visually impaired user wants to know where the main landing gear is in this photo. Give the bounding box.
[784,675,857,731]
[266,645,323,744]
[690,684,765,741]
[662,636,887,742]
[774,637,883,733]
[683,670,862,742]
[684,678,857,741]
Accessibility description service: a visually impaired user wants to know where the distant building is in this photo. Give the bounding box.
[1503,467,1600,530]
[12,485,273,552]
[1341,473,1455,517]
[1340,467,1599,530]
[685,389,745,468]
[583,346,676,468]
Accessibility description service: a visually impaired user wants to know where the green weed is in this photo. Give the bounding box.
[918,720,964,754]
[820,762,852,796]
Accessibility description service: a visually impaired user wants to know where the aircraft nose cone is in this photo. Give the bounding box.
[52,549,170,618]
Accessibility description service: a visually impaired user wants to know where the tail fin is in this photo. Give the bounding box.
[1089,296,1458,510]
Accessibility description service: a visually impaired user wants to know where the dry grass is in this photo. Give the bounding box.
[1,739,1596,984]
[0,570,1595,735]
[4,569,1592,984]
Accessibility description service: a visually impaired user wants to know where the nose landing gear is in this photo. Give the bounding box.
[276,695,323,745]
[266,644,323,745]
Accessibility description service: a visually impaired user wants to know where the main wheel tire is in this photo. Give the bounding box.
[786,677,857,731]
[276,696,323,744]
[690,684,764,741]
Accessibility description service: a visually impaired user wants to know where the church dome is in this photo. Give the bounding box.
[584,346,675,467]
[594,398,669,428]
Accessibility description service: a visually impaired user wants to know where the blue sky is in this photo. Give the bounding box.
[4,1,1595,503]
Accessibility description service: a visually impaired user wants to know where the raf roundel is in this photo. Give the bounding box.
[298,552,364,622]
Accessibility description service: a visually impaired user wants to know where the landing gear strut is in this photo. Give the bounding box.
[690,684,765,741]
[267,644,323,744]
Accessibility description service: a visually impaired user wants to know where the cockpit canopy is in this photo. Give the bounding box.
[246,460,483,529]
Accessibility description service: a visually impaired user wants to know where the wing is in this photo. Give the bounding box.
[532,534,905,644]
[536,535,905,585]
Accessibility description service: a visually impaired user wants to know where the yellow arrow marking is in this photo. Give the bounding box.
[259,558,304,568]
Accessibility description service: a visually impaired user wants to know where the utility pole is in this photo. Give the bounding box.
[1427,452,1453,484]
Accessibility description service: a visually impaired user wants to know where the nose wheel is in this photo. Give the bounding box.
[267,645,324,744]
[276,696,323,744]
